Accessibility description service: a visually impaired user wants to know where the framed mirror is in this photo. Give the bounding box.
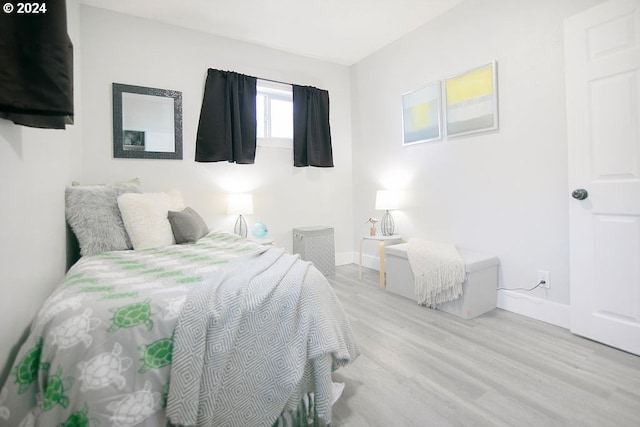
[112,83,183,159]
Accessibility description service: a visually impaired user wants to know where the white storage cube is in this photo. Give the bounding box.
[292,226,335,276]
[385,243,499,319]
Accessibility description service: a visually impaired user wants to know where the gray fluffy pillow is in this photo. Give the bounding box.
[65,183,140,256]
[168,207,209,244]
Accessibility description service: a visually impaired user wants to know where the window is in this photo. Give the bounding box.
[256,80,293,148]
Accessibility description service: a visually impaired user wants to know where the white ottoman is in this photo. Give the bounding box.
[385,243,499,319]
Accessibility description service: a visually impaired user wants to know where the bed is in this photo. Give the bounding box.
[0,184,359,427]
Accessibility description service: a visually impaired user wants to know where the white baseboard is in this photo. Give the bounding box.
[360,254,380,270]
[336,252,381,269]
[336,252,356,266]
[497,290,570,329]
[338,254,570,330]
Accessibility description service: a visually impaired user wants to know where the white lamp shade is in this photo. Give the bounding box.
[227,194,254,215]
[375,190,399,210]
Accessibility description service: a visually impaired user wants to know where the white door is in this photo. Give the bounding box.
[565,0,640,356]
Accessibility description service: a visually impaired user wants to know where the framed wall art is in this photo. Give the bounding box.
[402,81,442,145]
[444,61,498,138]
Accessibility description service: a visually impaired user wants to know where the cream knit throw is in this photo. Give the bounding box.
[407,238,466,307]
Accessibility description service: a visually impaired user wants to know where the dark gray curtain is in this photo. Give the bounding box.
[0,0,73,129]
[293,85,334,167]
[195,69,257,164]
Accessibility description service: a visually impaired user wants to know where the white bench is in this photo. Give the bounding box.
[384,243,500,319]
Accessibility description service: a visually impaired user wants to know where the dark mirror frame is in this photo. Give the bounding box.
[112,83,183,160]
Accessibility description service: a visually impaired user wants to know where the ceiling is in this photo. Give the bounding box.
[79,0,463,65]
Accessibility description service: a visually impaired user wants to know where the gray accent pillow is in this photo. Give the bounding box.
[65,183,141,256]
[168,207,209,244]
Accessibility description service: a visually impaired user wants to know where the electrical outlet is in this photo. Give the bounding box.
[538,270,550,289]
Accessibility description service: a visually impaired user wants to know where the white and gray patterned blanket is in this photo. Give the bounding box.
[0,232,359,427]
[167,247,359,427]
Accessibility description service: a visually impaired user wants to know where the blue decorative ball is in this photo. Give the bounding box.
[251,222,269,238]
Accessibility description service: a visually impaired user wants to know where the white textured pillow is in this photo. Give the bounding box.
[117,192,175,250]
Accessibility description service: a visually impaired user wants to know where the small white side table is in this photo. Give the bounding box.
[359,235,403,287]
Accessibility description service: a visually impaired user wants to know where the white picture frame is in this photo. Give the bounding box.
[402,81,442,145]
[444,61,499,138]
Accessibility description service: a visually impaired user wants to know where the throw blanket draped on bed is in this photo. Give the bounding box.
[0,232,358,427]
[167,248,358,427]
[407,239,466,307]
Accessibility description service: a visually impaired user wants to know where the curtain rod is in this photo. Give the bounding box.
[258,77,321,90]
[257,77,292,86]
[211,68,320,89]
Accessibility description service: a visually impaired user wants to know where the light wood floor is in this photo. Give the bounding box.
[328,264,640,427]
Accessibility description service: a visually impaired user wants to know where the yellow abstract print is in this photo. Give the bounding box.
[446,65,494,105]
[411,102,431,129]
[402,81,442,145]
[445,61,498,137]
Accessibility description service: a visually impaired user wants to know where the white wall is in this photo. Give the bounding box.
[351,0,602,322]
[79,6,353,260]
[0,0,83,372]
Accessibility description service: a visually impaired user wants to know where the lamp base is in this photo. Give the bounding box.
[234,215,248,238]
[381,210,395,236]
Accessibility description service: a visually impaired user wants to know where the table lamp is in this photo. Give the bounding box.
[375,190,399,236]
[227,194,254,238]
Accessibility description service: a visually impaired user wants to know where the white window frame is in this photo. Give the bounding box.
[257,79,293,149]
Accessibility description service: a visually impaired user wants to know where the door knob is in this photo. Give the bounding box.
[572,188,588,200]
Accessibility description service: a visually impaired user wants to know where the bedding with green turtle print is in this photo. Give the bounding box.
[0,231,359,427]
